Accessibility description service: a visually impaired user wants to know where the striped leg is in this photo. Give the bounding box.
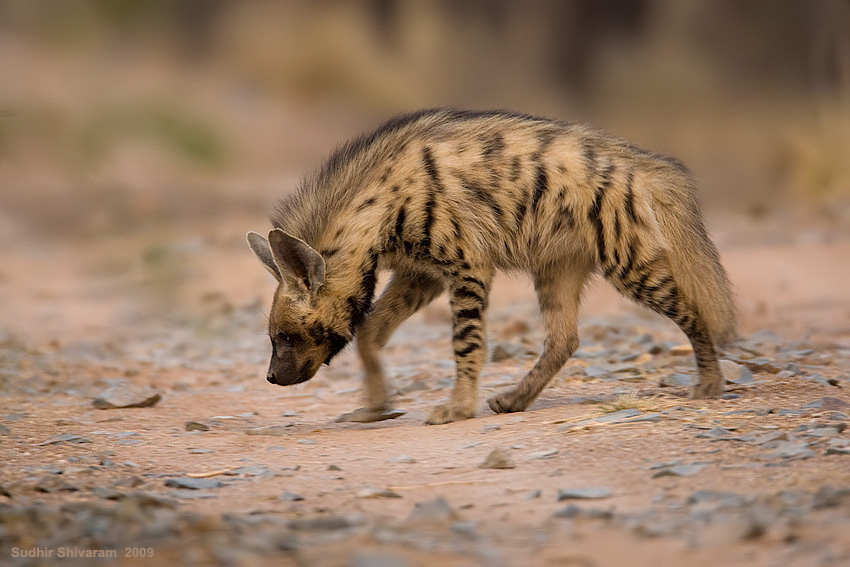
[339,270,444,423]
[426,270,493,424]
[488,261,590,413]
[609,254,723,399]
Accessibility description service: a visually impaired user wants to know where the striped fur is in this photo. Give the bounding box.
[248,109,736,424]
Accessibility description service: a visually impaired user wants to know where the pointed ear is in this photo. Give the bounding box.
[247,231,282,282]
[267,229,325,294]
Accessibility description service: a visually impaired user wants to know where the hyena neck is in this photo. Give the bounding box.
[322,241,381,339]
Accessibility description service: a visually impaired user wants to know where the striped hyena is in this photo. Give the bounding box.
[247,109,736,425]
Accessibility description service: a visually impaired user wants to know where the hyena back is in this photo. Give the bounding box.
[247,109,736,425]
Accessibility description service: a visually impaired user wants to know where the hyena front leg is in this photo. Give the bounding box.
[488,262,590,413]
[425,270,493,425]
[338,270,444,423]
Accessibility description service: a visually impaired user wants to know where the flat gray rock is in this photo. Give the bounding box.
[557,487,612,500]
[93,385,161,409]
[245,425,291,436]
[185,421,210,432]
[335,408,406,423]
[491,342,527,362]
[164,477,225,490]
[407,498,458,525]
[34,433,93,446]
[802,397,850,412]
[720,360,754,384]
[765,442,815,460]
[652,463,706,478]
[659,373,696,387]
[554,503,613,519]
[387,455,417,464]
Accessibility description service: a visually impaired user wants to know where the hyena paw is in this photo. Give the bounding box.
[425,403,476,425]
[690,380,723,400]
[335,407,406,423]
[487,392,527,414]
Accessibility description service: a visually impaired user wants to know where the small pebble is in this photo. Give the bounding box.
[479,448,515,469]
[557,487,612,500]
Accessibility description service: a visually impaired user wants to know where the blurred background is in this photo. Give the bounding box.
[1,0,849,345]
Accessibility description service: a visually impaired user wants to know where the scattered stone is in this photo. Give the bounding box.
[91,486,125,500]
[189,448,213,454]
[802,397,850,412]
[297,439,318,445]
[696,427,734,439]
[35,477,79,493]
[825,447,850,456]
[0,424,10,435]
[185,421,210,432]
[167,489,218,500]
[803,427,840,438]
[399,380,429,394]
[720,360,754,384]
[356,487,402,499]
[669,344,693,356]
[335,408,406,422]
[33,433,93,446]
[527,489,542,500]
[290,516,354,531]
[164,477,225,490]
[479,448,516,469]
[554,503,613,519]
[620,413,662,423]
[407,498,458,525]
[246,425,292,436]
[529,449,558,460]
[460,441,484,449]
[328,464,342,471]
[583,365,611,378]
[491,342,526,362]
[652,464,706,478]
[751,431,789,446]
[557,487,612,500]
[659,373,696,388]
[92,384,161,409]
[281,491,305,501]
[230,465,274,477]
[812,486,850,508]
[350,552,412,567]
[387,455,417,464]
[765,442,815,460]
[481,424,501,433]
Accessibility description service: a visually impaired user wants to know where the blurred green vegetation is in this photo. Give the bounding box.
[1,0,848,237]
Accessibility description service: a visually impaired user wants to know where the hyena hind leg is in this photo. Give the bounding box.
[338,270,444,423]
[610,259,723,399]
[488,262,590,414]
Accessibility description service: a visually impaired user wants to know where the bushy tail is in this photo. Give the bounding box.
[654,175,737,347]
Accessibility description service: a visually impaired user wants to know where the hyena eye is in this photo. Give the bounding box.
[276,332,302,347]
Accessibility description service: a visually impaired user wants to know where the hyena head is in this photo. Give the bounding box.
[247,229,349,386]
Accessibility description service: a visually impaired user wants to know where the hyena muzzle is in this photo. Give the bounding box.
[247,108,736,425]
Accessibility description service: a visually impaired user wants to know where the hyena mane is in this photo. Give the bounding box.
[249,108,736,424]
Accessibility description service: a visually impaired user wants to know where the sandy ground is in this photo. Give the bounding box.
[1,208,849,567]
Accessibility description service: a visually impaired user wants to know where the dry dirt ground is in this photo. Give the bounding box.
[1,208,849,567]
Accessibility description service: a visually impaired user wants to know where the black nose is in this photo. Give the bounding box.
[267,373,277,385]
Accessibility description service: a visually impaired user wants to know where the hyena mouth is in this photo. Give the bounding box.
[267,361,316,386]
